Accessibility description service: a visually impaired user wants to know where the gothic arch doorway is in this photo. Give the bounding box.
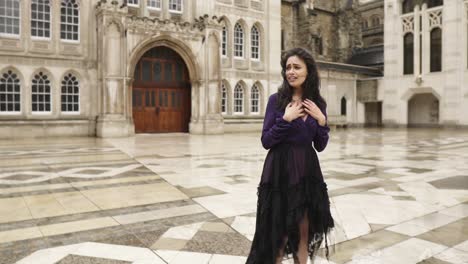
[407,93,439,127]
[132,46,191,133]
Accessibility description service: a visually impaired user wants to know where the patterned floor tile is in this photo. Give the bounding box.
[56,255,131,264]
[0,129,467,263]
[416,217,468,247]
[183,230,251,256]
[430,176,468,190]
[177,186,226,198]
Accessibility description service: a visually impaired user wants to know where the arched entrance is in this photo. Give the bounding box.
[132,46,191,133]
[408,93,439,126]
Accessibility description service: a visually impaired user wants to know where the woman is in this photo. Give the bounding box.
[246,48,334,264]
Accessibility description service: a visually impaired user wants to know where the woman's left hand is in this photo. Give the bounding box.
[302,99,327,126]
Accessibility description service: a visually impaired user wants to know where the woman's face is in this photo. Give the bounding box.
[285,55,308,89]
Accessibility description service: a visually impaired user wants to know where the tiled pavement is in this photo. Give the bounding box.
[0,128,467,264]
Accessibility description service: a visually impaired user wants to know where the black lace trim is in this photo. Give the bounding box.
[247,178,334,263]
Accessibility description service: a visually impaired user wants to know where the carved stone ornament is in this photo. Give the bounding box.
[402,15,414,33]
[428,8,442,29]
[126,14,221,35]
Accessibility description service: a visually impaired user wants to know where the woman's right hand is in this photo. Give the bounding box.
[283,101,304,122]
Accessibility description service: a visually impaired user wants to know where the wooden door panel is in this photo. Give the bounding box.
[132,48,190,133]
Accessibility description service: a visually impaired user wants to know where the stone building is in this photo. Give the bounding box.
[381,0,468,127]
[281,0,363,62]
[281,0,383,127]
[0,0,282,138]
[348,0,384,70]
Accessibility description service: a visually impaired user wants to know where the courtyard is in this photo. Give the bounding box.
[0,128,467,264]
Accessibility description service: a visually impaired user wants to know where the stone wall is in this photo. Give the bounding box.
[281,0,363,63]
[359,0,384,47]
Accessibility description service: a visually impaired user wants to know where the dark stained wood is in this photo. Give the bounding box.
[132,47,190,133]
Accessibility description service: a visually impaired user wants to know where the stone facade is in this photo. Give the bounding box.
[281,0,363,63]
[281,0,383,127]
[381,0,468,127]
[359,0,384,47]
[0,0,282,138]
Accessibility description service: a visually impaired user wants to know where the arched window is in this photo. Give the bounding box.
[341,97,347,116]
[234,82,244,114]
[61,73,79,113]
[430,27,442,72]
[234,23,244,58]
[371,38,382,45]
[315,36,323,55]
[127,0,138,6]
[222,26,227,57]
[0,0,20,36]
[371,16,380,27]
[169,0,182,13]
[0,70,21,113]
[403,33,414,74]
[251,25,260,60]
[402,0,414,14]
[221,82,227,114]
[32,72,51,113]
[426,0,443,8]
[60,0,79,41]
[362,20,368,30]
[31,0,51,38]
[147,0,161,9]
[251,84,260,114]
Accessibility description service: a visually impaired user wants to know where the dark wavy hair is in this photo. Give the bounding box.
[277,48,327,112]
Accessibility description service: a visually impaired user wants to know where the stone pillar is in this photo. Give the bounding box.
[421,3,429,75]
[441,1,462,125]
[95,1,132,137]
[189,17,223,134]
[414,5,421,78]
[162,0,169,20]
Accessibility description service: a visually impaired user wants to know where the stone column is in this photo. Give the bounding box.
[414,5,421,78]
[95,1,131,137]
[441,1,462,125]
[189,17,224,134]
[162,0,169,20]
[203,31,224,134]
[421,4,429,75]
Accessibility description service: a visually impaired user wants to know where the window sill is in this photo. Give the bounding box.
[61,112,81,115]
[0,34,20,39]
[31,112,53,115]
[169,10,183,14]
[0,112,22,116]
[60,39,80,44]
[32,37,51,41]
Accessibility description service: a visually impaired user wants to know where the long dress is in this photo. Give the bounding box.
[246,93,334,263]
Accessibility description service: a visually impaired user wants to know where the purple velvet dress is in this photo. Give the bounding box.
[246,93,334,263]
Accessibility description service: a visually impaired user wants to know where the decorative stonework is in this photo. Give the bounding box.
[428,8,442,29]
[251,0,263,11]
[194,14,223,31]
[402,15,414,33]
[126,14,221,35]
[215,5,265,19]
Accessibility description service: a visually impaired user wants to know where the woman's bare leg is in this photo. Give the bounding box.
[295,211,309,264]
[276,236,288,264]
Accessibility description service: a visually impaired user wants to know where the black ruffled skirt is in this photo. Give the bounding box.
[246,143,334,263]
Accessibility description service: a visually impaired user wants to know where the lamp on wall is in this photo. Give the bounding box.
[415,74,423,85]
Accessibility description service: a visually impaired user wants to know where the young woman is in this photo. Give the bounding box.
[246,48,334,264]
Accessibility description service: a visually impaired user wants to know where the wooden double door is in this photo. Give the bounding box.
[132,47,191,133]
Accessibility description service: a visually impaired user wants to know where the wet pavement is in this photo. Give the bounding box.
[1,128,467,263]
